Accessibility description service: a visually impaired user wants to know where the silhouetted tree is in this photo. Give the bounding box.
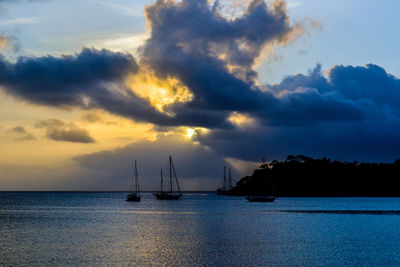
[229,155,400,196]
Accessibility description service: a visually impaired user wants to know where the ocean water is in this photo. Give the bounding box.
[1,193,400,266]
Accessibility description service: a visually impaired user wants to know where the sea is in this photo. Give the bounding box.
[1,192,400,266]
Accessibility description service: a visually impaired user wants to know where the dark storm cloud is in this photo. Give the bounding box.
[268,64,332,93]
[0,0,393,130]
[144,0,295,75]
[142,0,298,112]
[0,0,364,130]
[194,63,400,162]
[267,63,400,122]
[0,0,400,164]
[35,119,95,143]
[194,118,400,163]
[0,48,176,125]
[257,88,365,125]
[0,48,137,106]
[270,63,400,108]
[0,0,315,129]
[139,0,369,127]
[329,64,400,108]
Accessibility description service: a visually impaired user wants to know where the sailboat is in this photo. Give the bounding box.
[216,166,232,195]
[126,160,141,202]
[154,156,182,200]
[245,195,275,202]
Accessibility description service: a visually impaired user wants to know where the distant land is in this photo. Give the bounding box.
[229,155,400,197]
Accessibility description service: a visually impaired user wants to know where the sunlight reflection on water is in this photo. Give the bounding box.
[1,193,400,265]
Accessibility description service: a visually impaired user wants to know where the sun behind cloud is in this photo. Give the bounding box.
[125,68,193,114]
[184,127,208,139]
[186,128,195,138]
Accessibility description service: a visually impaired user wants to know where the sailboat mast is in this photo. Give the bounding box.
[137,164,140,195]
[169,156,173,194]
[171,157,181,194]
[134,160,138,193]
[130,161,134,193]
[224,166,226,191]
[160,168,163,192]
[229,168,232,189]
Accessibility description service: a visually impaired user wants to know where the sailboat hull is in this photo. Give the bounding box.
[155,193,182,200]
[126,194,141,202]
[246,196,275,202]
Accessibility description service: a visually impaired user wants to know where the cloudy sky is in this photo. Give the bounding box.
[1,0,400,190]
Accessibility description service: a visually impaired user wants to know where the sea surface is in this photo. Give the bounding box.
[1,192,400,266]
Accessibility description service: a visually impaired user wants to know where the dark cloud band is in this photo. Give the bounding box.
[1,0,400,163]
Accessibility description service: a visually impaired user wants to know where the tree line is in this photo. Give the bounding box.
[229,155,400,196]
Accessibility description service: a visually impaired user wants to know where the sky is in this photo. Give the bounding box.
[1,0,400,191]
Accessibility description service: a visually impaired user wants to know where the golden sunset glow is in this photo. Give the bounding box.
[228,112,256,128]
[2,1,399,265]
[184,127,209,139]
[0,92,157,167]
[126,69,193,114]
[1,0,392,196]
[186,128,195,138]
